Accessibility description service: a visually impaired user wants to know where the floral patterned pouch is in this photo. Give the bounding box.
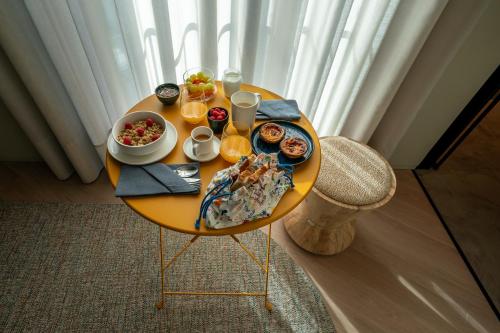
[195,153,294,229]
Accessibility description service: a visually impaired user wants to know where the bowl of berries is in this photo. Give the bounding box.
[207,107,229,134]
[112,111,167,156]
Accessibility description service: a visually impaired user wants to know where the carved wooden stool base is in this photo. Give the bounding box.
[284,188,358,255]
[284,136,397,256]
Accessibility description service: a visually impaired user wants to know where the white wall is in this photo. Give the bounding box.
[387,0,500,168]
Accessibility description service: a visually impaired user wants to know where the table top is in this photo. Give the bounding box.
[106,82,321,236]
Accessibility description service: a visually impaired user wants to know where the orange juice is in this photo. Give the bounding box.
[220,135,252,163]
[181,101,208,124]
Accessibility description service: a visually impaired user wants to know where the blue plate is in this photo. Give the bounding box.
[251,121,314,166]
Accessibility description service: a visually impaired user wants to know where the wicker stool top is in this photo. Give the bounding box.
[315,136,395,207]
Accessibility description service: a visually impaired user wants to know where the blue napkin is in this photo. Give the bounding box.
[256,100,301,120]
[115,162,200,197]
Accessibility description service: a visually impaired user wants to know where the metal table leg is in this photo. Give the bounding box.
[156,226,165,309]
[155,224,273,311]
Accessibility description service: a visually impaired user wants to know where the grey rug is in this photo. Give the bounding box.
[0,202,335,332]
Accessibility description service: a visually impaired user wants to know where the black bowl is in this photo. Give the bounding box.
[207,107,229,134]
[155,83,180,105]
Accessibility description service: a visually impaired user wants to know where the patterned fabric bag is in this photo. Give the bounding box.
[195,153,294,229]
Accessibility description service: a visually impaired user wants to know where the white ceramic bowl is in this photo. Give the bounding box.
[112,111,167,156]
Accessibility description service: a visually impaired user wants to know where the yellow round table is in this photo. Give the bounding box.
[106,82,321,310]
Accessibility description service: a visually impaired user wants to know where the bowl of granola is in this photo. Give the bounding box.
[112,111,167,156]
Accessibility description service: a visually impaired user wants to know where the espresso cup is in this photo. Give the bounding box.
[231,91,261,130]
[191,126,213,157]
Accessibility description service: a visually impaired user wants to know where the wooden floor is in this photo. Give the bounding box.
[416,102,500,312]
[0,163,498,332]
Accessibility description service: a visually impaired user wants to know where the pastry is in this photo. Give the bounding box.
[238,158,251,173]
[259,123,285,144]
[279,137,308,159]
[248,164,269,183]
[231,164,269,191]
[238,154,256,173]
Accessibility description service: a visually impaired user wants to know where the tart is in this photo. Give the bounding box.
[279,137,308,159]
[259,122,285,144]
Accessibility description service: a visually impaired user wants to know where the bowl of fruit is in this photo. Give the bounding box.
[207,107,229,134]
[183,67,217,101]
[112,111,167,156]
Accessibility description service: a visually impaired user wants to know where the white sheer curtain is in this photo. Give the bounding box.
[0,0,447,182]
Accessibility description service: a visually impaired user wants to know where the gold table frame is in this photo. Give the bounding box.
[105,83,321,312]
[155,224,273,311]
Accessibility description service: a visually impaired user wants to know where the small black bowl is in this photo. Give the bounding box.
[207,107,229,134]
[155,83,180,105]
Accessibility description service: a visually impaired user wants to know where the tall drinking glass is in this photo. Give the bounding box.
[220,121,252,164]
[222,68,241,99]
[180,87,208,125]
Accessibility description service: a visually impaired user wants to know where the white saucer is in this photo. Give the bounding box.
[183,136,220,162]
[107,120,178,165]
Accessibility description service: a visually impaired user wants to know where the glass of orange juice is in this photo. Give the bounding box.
[220,121,253,164]
[180,87,208,124]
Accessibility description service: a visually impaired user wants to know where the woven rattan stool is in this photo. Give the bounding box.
[284,136,396,255]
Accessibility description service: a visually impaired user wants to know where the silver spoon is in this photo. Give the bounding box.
[173,165,200,188]
[174,164,198,178]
